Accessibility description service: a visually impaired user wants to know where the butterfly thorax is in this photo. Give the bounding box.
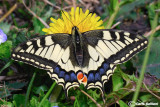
[71,26,83,66]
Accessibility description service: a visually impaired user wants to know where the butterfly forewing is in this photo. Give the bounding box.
[83,29,148,64]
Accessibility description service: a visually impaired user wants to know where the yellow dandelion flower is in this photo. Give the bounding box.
[42,7,104,34]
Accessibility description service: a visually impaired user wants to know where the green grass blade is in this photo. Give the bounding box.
[131,12,158,107]
[39,82,56,107]
[0,60,13,74]
[25,71,37,107]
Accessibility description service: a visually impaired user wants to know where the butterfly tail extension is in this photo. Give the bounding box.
[85,61,116,95]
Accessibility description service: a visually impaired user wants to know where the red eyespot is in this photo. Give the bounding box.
[82,75,87,83]
[77,72,84,80]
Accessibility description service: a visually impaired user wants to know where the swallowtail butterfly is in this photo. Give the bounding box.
[11,26,148,97]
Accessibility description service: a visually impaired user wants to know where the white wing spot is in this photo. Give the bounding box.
[116,41,126,48]
[50,44,61,62]
[135,38,139,42]
[12,54,16,57]
[124,36,133,43]
[126,54,129,57]
[35,48,43,55]
[104,41,118,54]
[114,60,120,63]
[30,49,35,54]
[40,64,45,67]
[111,41,122,51]
[125,40,130,45]
[26,45,33,53]
[35,62,39,65]
[30,59,34,62]
[46,65,52,69]
[130,50,133,54]
[17,55,20,58]
[20,49,24,53]
[40,47,48,57]
[121,57,125,61]
[61,47,70,63]
[26,42,32,46]
[115,32,120,40]
[21,57,25,59]
[45,45,54,59]
[45,36,54,46]
[37,39,41,47]
[103,31,112,40]
[88,45,98,61]
[88,59,94,71]
[124,32,130,36]
[144,41,148,44]
[134,48,137,51]
[141,43,144,46]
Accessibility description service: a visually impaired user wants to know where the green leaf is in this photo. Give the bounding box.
[134,37,160,78]
[117,0,152,18]
[7,81,27,89]
[0,101,14,107]
[42,7,53,21]
[139,93,152,102]
[49,84,62,102]
[0,41,12,59]
[13,94,25,107]
[112,70,124,91]
[0,22,11,34]
[30,96,39,107]
[87,89,100,101]
[32,17,45,35]
[40,99,50,107]
[32,85,48,95]
[119,100,129,107]
[109,0,119,13]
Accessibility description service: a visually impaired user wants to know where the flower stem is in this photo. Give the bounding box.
[39,82,56,107]
[25,71,37,107]
[105,4,119,29]
[0,3,17,22]
[131,12,158,107]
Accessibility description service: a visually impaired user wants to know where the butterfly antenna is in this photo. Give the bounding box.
[76,12,90,27]
[61,10,75,26]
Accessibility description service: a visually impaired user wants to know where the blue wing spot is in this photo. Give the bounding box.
[54,67,60,74]
[99,68,105,76]
[87,73,94,83]
[103,63,109,71]
[70,72,77,82]
[65,74,70,82]
[95,72,101,81]
[59,70,65,78]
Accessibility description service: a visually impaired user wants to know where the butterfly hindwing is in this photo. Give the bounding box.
[81,42,116,93]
